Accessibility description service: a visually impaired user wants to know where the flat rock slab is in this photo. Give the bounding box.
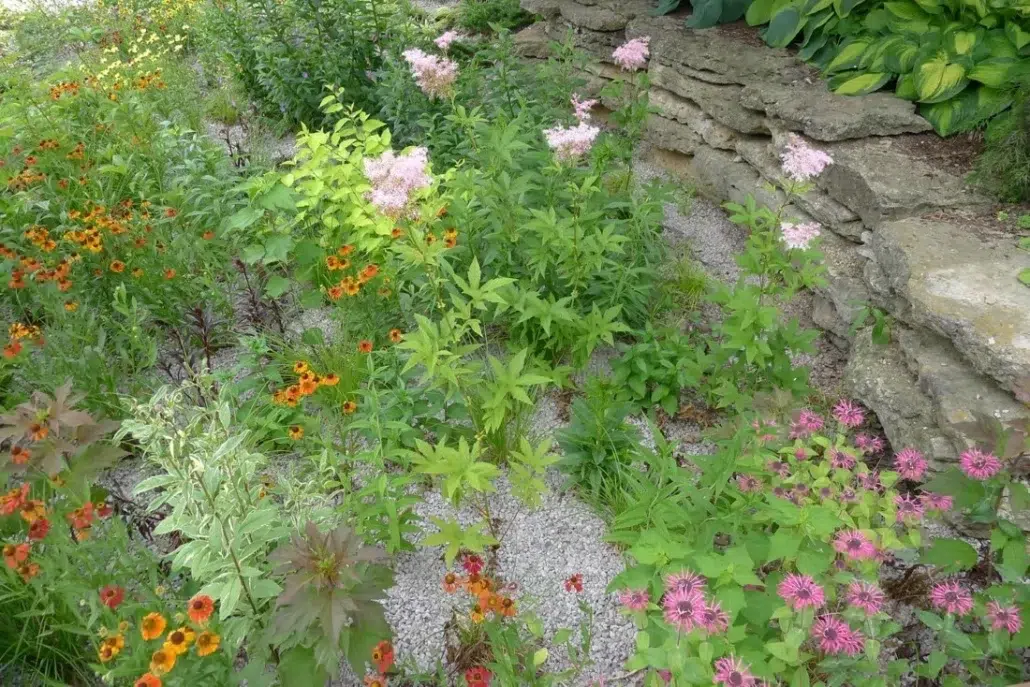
[650,63,768,134]
[870,218,1030,399]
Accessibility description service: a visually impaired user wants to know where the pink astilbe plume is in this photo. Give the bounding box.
[662,587,705,633]
[985,601,1023,633]
[619,588,649,611]
[780,222,821,250]
[665,570,706,596]
[780,133,833,182]
[612,36,650,71]
[571,94,597,122]
[930,581,973,616]
[713,655,755,687]
[894,494,924,522]
[402,48,458,99]
[543,122,600,161]
[894,448,928,481]
[920,492,953,512]
[959,447,1003,480]
[434,30,461,52]
[833,529,877,561]
[700,600,730,634]
[363,147,432,218]
[832,399,865,428]
[846,581,885,616]
[778,574,825,610]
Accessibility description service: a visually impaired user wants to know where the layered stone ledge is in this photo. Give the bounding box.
[515,1,1030,475]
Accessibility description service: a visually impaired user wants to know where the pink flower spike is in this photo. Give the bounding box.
[846,581,885,616]
[664,570,706,596]
[662,588,705,633]
[402,48,458,98]
[832,399,865,428]
[434,31,461,52]
[713,655,755,687]
[930,581,973,616]
[778,574,825,610]
[700,599,730,634]
[780,221,821,250]
[780,133,833,182]
[894,447,928,481]
[920,492,953,512]
[543,122,600,161]
[986,601,1023,633]
[571,94,597,122]
[833,529,877,561]
[618,588,649,612]
[959,447,1002,480]
[612,36,650,71]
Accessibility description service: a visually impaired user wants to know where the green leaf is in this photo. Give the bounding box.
[825,39,873,73]
[533,648,549,666]
[968,58,1017,88]
[830,71,891,95]
[914,57,969,103]
[1019,268,1030,287]
[920,85,1012,135]
[278,646,331,686]
[265,275,291,299]
[923,467,986,509]
[920,537,978,571]
[764,7,806,48]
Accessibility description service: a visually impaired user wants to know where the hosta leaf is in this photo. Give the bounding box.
[686,0,726,29]
[1006,21,1030,50]
[968,58,1017,87]
[885,40,920,72]
[746,0,779,25]
[947,29,980,56]
[832,0,864,18]
[919,85,1011,135]
[830,71,892,95]
[764,6,806,47]
[914,56,968,103]
[825,39,873,73]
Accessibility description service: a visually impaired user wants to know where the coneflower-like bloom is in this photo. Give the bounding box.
[855,434,884,454]
[571,94,597,122]
[930,581,973,616]
[778,574,825,610]
[841,487,858,503]
[663,588,705,632]
[858,471,881,492]
[985,601,1023,633]
[894,448,928,481]
[434,30,461,52]
[612,36,650,71]
[832,399,865,428]
[833,530,877,560]
[811,615,855,654]
[780,133,833,182]
[959,448,1002,480]
[767,460,790,478]
[619,588,649,611]
[665,570,706,596]
[700,599,729,634]
[789,409,823,438]
[830,449,856,470]
[845,581,885,616]
[543,122,600,161]
[894,494,924,522]
[920,492,953,512]
[793,446,809,461]
[713,655,755,687]
[780,222,821,250]
[402,48,458,98]
[818,486,834,501]
[363,147,432,218]
[735,474,761,492]
[840,625,865,656]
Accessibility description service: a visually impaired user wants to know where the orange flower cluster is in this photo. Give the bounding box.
[363,640,394,686]
[1,510,40,583]
[270,360,340,407]
[441,571,517,624]
[324,246,383,301]
[120,595,218,686]
[4,321,45,359]
[6,167,47,191]
[49,80,81,100]
[24,225,57,253]
[67,501,96,540]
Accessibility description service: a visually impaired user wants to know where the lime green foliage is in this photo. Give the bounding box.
[456,0,532,34]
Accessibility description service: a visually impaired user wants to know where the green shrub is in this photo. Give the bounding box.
[456,0,532,34]
[972,81,1030,201]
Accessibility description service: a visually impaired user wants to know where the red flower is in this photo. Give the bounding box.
[188,594,215,625]
[3,542,30,569]
[461,554,484,576]
[371,640,394,674]
[28,517,50,540]
[358,340,373,354]
[564,573,583,593]
[97,502,113,518]
[465,666,491,687]
[99,584,125,609]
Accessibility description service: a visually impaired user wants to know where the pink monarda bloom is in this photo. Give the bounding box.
[833,529,877,561]
[855,433,884,454]
[434,30,461,52]
[402,48,458,99]
[920,492,953,512]
[780,221,821,250]
[778,574,825,610]
[612,36,650,71]
[985,601,1023,633]
[894,447,928,481]
[799,409,824,432]
[665,570,706,596]
[618,588,650,612]
[780,133,833,182]
[959,447,1003,480]
[767,460,790,478]
[701,600,730,634]
[543,121,600,161]
[713,655,755,687]
[858,471,882,492]
[830,448,857,470]
[571,94,597,122]
[811,615,859,655]
[846,581,885,616]
[363,147,432,218]
[894,493,924,522]
[663,587,705,633]
[832,399,865,428]
[735,474,761,492]
[930,581,974,616]
[793,446,809,461]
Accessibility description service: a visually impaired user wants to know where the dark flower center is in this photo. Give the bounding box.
[847,538,861,550]
[797,588,811,599]
[945,592,957,603]
[824,628,838,640]
[728,673,744,686]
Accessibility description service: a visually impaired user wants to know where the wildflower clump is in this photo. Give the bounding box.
[401,48,458,99]
[363,147,432,218]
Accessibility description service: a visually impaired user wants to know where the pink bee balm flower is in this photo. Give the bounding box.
[713,655,755,687]
[767,460,790,478]
[894,494,924,522]
[571,94,597,122]
[780,133,833,182]
[855,433,884,454]
[985,601,1023,633]
[434,31,461,52]
[700,599,730,634]
[402,48,458,99]
[930,581,973,616]
[832,399,865,428]
[811,615,856,654]
[846,581,885,616]
[858,471,882,492]
[895,448,928,481]
[830,448,856,470]
[780,221,821,250]
[363,147,432,218]
[735,474,761,492]
[612,36,650,71]
[543,121,600,161]
[833,529,877,561]
[799,409,824,432]
[840,626,865,656]
[619,588,650,612]
[959,447,1002,480]
[920,492,953,512]
[662,587,705,633]
[793,446,809,461]
[664,570,706,596]
[778,574,825,610]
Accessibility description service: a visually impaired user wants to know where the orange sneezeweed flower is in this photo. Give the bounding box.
[187,594,214,625]
[150,647,176,674]
[327,285,344,301]
[110,260,126,273]
[298,378,318,395]
[202,231,215,240]
[320,373,339,387]
[3,542,30,568]
[342,400,357,414]
[195,630,220,656]
[132,268,144,279]
[358,340,373,354]
[141,612,167,641]
[163,208,177,218]
[499,597,517,617]
[29,423,48,441]
[10,446,29,464]
[442,572,461,593]
[17,561,40,581]
[164,627,195,655]
[470,609,485,624]
[338,244,354,256]
[391,227,402,239]
[288,425,304,440]
[388,329,403,343]
[163,269,176,280]
[3,342,22,359]
[134,674,162,687]
[64,301,78,312]
[364,675,387,687]
[326,255,342,270]
[293,361,309,374]
[20,499,45,523]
